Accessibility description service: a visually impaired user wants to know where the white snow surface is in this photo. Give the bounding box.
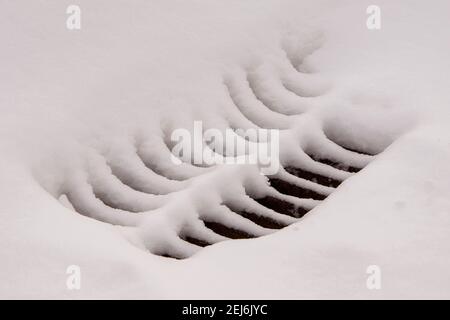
[1,0,450,298]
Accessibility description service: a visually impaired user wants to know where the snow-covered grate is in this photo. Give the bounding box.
[53,39,384,260]
[58,135,375,260]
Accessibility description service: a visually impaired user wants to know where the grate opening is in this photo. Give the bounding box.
[267,178,327,200]
[159,253,183,260]
[284,167,342,188]
[255,196,309,218]
[224,203,288,229]
[179,235,212,248]
[305,155,362,173]
[202,220,256,239]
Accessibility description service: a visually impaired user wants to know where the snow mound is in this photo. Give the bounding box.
[1,0,450,299]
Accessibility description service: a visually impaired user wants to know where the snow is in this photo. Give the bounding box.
[1,0,450,298]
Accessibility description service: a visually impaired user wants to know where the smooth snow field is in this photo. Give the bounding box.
[1,0,450,299]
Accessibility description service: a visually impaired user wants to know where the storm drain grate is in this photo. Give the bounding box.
[52,39,385,260]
